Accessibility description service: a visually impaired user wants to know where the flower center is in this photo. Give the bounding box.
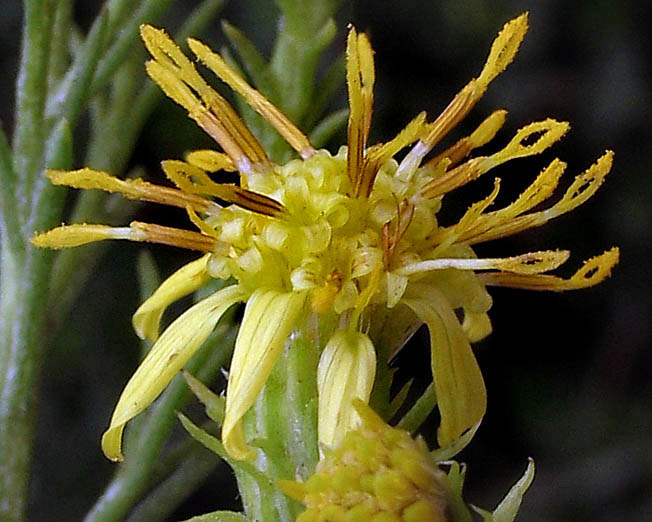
[207,148,446,314]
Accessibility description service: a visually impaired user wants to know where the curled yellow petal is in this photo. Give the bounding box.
[222,289,306,460]
[481,247,620,291]
[403,285,486,447]
[317,330,377,450]
[462,311,492,343]
[102,284,246,461]
[132,254,212,342]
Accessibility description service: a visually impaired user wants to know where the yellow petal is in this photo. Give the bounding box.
[102,284,246,461]
[222,289,306,460]
[403,284,486,446]
[317,330,377,450]
[481,247,619,291]
[132,254,212,342]
[462,311,492,343]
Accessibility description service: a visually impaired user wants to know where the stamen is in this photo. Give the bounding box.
[397,13,528,180]
[346,27,375,188]
[356,112,426,198]
[141,25,269,174]
[129,222,217,251]
[46,168,222,215]
[481,248,619,291]
[477,12,529,90]
[465,151,612,244]
[185,149,236,172]
[424,109,507,170]
[31,221,216,252]
[188,38,316,159]
[421,119,569,199]
[398,250,570,276]
[162,160,286,217]
[382,199,415,269]
[426,178,500,257]
[185,206,218,238]
[32,224,137,249]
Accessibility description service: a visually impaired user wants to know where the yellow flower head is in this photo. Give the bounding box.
[33,13,618,461]
[279,399,450,521]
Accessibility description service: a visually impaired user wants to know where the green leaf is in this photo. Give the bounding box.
[48,12,109,126]
[30,118,73,234]
[177,412,229,460]
[307,108,348,149]
[431,419,481,462]
[177,0,227,42]
[178,511,249,522]
[302,53,345,130]
[183,371,226,425]
[90,0,178,94]
[387,378,412,418]
[222,21,277,101]
[274,0,342,38]
[47,0,73,89]
[444,462,474,522]
[397,382,437,433]
[270,18,336,123]
[124,447,221,522]
[473,459,535,522]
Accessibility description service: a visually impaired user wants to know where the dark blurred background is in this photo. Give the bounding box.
[1,1,651,521]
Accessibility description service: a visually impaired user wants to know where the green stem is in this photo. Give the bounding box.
[13,0,51,226]
[0,126,21,254]
[239,314,330,521]
[0,244,54,522]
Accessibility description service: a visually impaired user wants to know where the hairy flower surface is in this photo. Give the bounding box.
[33,13,618,462]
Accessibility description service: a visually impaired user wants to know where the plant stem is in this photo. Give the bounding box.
[238,314,331,521]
